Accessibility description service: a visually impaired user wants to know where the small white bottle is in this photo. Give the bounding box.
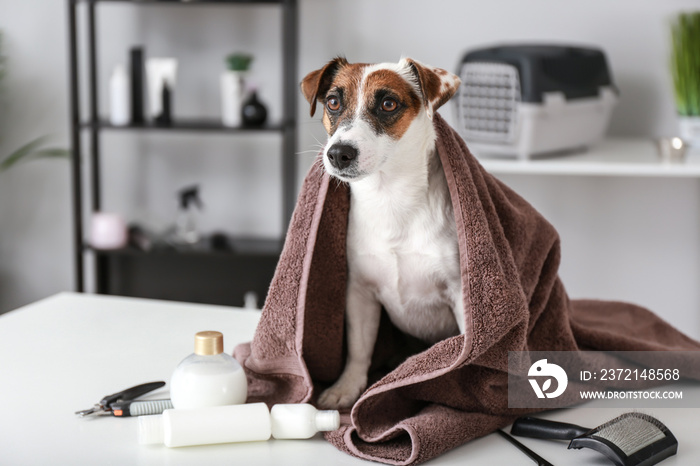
[221,70,245,127]
[271,404,340,439]
[138,403,271,447]
[170,331,247,409]
[109,64,130,126]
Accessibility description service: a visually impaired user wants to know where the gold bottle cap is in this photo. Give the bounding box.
[194,331,224,356]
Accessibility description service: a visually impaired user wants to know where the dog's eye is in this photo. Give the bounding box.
[380,98,398,112]
[326,97,341,112]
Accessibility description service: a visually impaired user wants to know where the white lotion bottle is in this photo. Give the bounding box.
[170,331,247,409]
[139,403,271,447]
[220,70,245,127]
[109,64,130,126]
[271,404,340,439]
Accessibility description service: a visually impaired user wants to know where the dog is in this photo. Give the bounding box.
[301,57,463,409]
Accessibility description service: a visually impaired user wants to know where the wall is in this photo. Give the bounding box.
[0,0,698,338]
[0,0,73,313]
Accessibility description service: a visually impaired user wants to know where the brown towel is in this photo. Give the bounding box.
[234,113,700,465]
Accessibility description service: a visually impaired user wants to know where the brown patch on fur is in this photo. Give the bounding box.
[362,69,422,140]
[300,57,349,117]
[302,59,422,139]
[405,59,460,112]
[302,58,459,140]
[322,112,332,134]
[437,77,461,109]
[318,63,367,136]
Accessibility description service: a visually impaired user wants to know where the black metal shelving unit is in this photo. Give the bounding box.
[67,0,298,306]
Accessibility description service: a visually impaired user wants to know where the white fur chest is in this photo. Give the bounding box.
[345,160,463,343]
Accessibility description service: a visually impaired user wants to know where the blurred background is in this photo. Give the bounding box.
[0,0,698,339]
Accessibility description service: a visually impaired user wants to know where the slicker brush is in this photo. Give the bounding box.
[511,412,678,466]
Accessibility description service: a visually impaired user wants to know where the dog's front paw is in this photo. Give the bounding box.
[318,377,366,409]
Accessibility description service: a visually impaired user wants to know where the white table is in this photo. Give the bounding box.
[1,292,698,465]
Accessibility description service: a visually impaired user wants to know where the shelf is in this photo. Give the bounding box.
[81,119,288,133]
[91,239,281,307]
[80,1,286,5]
[473,138,700,178]
[68,0,298,301]
[89,236,284,258]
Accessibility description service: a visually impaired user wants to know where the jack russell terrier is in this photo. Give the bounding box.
[301,57,463,409]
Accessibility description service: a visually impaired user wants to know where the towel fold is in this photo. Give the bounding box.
[234,113,700,465]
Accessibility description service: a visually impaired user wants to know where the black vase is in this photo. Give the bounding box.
[129,47,145,124]
[241,91,268,127]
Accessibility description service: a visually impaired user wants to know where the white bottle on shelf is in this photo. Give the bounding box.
[170,331,247,409]
[220,70,245,127]
[271,403,340,439]
[139,403,271,447]
[109,64,130,126]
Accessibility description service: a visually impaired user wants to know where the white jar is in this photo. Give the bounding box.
[89,212,128,250]
[271,404,340,439]
[170,331,247,409]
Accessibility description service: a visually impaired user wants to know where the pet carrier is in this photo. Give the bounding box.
[456,44,617,159]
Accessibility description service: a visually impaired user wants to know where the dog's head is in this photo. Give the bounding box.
[301,57,461,182]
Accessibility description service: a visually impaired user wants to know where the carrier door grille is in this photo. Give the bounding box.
[457,62,520,143]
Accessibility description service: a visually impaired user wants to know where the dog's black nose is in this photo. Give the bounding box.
[327,143,358,170]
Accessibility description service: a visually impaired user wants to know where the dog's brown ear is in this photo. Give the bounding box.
[403,58,461,120]
[300,57,348,117]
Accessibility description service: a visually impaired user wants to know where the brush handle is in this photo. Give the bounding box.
[100,381,165,407]
[511,417,589,440]
[497,429,554,466]
[110,399,173,417]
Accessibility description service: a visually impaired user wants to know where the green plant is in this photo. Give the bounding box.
[0,136,69,174]
[0,31,69,176]
[671,12,700,116]
[226,53,253,72]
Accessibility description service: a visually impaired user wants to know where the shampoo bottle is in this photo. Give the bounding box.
[170,331,247,410]
[138,403,340,447]
[139,403,271,447]
[270,404,340,439]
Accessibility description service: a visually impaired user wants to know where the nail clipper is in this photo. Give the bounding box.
[75,381,173,418]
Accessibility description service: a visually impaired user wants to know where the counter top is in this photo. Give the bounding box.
[1,292,697,465]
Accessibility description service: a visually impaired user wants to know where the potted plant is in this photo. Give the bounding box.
[220,52,253,128]
[671,11,700,146]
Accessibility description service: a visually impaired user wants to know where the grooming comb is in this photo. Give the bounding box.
[511,412,678,466]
